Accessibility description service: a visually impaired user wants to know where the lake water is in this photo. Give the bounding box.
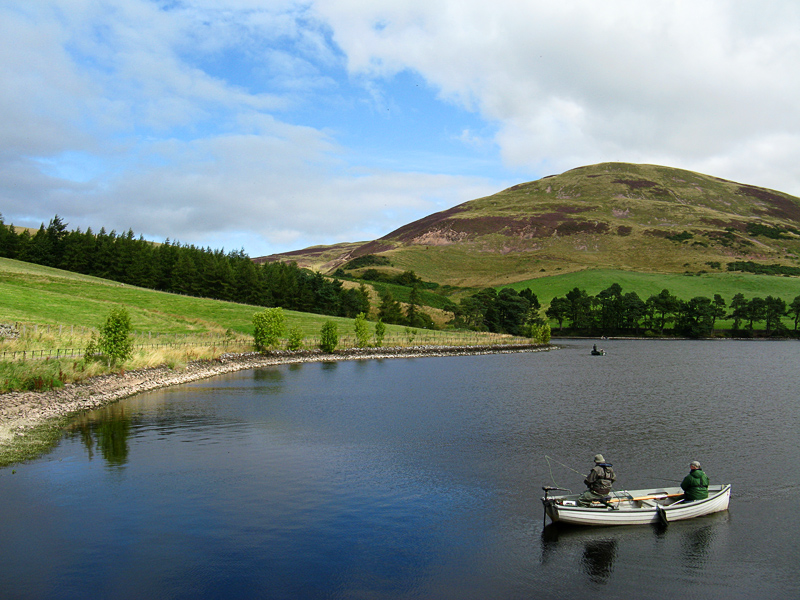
[1,340,798,599]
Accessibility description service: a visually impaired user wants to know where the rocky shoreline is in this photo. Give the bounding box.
[0,343,552,455]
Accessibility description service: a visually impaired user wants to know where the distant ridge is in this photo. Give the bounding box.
[259,163,800,287]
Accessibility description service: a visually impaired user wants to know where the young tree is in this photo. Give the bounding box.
[286,326,304,350]
[526,322,552,344]
[319,321,339,353]
[98,307,134,366]
[354,312,370,347]
[253,307,286,351]
[374,319,386,347]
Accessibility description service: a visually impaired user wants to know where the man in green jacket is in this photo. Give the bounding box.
[681,460,709,501]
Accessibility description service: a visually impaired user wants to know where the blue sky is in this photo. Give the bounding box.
[2,1,800,257]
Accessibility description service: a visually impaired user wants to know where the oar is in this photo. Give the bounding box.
[607,492,683,503]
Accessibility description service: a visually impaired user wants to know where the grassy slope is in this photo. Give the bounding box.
[505,268,800,305]
[0,257,407,338]
[272,163,800,292]
[503,268,800,330]
[394,163,800,286]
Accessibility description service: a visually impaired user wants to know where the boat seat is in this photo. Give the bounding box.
[639,499,658,508]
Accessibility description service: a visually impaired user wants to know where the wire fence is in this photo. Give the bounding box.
[1,322,533,362]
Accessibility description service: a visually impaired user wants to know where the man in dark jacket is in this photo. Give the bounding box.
[579,454,616,506]
[681,460,709,501]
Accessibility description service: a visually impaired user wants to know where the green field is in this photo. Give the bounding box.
[0,257,524,346]
[501,268,800,330]
[504,268,800,305]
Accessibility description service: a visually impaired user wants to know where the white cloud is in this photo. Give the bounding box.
[3,0,800,259]
[314,0,800,193]
[0,0,498,254]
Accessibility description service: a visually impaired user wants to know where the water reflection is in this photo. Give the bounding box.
[541,516,726,586]
[540,525,619,584]
[253,368,284,382]
[582,538,618,584]
[680,523,715,569]
[67,404,134,467]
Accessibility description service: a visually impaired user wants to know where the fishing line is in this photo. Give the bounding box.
[544,454,584,490]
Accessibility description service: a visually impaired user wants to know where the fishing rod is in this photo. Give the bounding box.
[544,455,587,481]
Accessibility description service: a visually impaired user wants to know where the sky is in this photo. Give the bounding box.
[2,0,800,258]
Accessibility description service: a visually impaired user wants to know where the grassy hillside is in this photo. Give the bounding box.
[0,257,524,346]
[261,163,800,291]
[0,257,321,338]
[505,268,800,306]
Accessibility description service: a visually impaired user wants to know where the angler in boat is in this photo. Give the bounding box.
[542,457,730,526]
[681,460,709,501]
[579,454,616,507]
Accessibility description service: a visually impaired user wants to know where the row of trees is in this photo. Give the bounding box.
[447,287,543,336]
[545,284,800,337]
[0,215,370,319]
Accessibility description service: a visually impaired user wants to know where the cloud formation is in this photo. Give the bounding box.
[2,1,800,256]
[317,0,800,182]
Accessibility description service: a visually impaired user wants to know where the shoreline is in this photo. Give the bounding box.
[0,343,552,466]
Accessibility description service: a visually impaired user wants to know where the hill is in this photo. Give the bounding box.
[261,163,800,288]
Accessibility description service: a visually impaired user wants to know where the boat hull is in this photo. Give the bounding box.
[542,485,731,526]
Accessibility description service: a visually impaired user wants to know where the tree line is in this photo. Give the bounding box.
[0,215,369,319]
[447,287,546,337]
[544,284,800,338]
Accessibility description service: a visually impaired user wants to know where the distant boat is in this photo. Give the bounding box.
[591,346,605,356]
[541,484,731,526]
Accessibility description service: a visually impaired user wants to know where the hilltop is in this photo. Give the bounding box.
[260,163,800,288]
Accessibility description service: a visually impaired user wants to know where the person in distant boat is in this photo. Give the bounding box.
[593,344,598,352]
[579,454,617,506]
[681,460,709,501]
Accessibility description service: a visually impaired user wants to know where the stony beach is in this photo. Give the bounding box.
[0,343,551,463]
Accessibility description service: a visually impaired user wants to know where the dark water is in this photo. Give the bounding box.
[1,340,799,599]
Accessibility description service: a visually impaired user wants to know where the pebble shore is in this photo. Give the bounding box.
[0,343,552,450]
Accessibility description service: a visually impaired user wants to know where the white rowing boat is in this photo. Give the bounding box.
[541,484,731,526]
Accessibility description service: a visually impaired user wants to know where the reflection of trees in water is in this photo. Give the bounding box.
[69,405,133,467]
[253,368,285,382]
[581,538,618,584]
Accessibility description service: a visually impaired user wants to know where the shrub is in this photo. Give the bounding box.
[287,326,304,351]
[354,313,370,347]
[374,319,386,347]
[98,307,134,366]
[527,322,552,344]
[253,308,286,351]
[319,321,338,353]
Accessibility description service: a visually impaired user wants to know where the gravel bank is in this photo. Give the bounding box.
[0,343,552,449]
